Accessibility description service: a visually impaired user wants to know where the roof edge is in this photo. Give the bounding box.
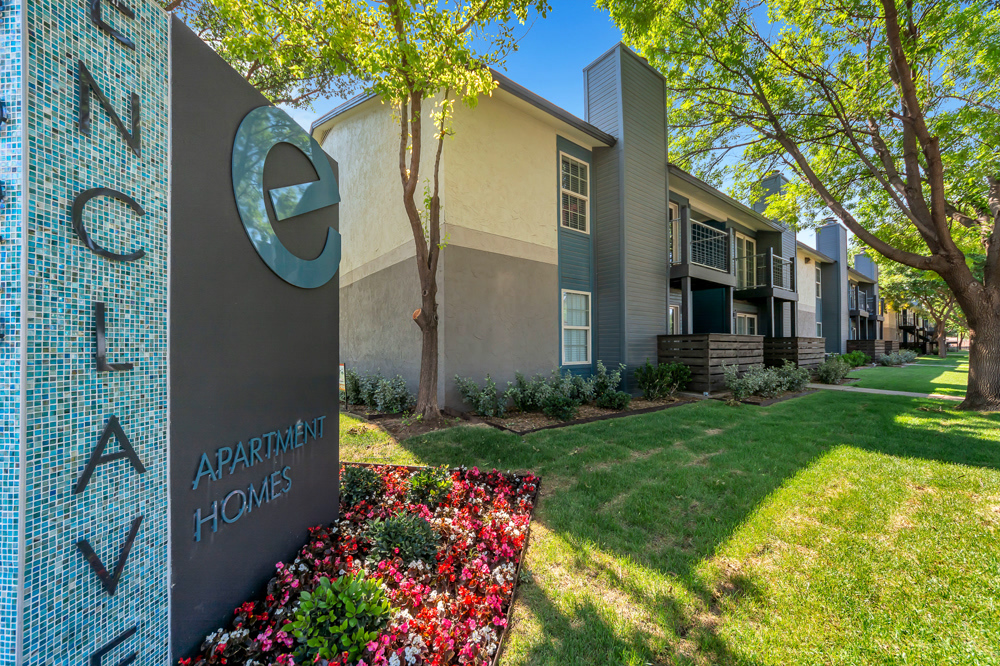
[668,163,787,232]
[310,69,616,147]
[796,240,835,264]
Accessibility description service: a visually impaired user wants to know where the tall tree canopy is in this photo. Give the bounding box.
[171,0,549,418]
[600,0,1000,409]
[877,260,959,356]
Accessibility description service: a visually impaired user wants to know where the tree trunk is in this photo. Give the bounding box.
[959,332,965,350]
[961,304,1000,411]
[413,270,441,421]
[936,319,948,358]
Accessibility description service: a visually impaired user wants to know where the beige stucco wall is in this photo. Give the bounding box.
[445,93,559,260]
[796,252,819,335]
[320,98,442,281]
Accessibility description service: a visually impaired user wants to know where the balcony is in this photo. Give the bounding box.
[849,289,870,317]
[690,221,729,272]
[733,249,796,299]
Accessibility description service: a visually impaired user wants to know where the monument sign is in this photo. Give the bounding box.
[0,1,342,662]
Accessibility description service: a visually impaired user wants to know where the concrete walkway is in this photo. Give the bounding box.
[807,383,964,402]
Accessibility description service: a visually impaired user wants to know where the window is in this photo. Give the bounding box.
[816,321,823,337]
[735,313,758,335]
[669,202,680,264]
[735,233,756,288]
[669,305,681,334]
[815,266,822,299]
[560,154,589,233]
[562,290,591,364]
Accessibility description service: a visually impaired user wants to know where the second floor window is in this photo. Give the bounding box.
[561,154,589,233]
[815,266,822,299]
[669,202,680,263]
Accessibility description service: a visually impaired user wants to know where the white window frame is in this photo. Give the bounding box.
[669,202,681,264]
[561,289,592,365]
[735,312,758,335]
[816,321,823,337]
[815,266,822,298]
[559,152,590,235]
[735,232,756,288]
[669,304,681,334]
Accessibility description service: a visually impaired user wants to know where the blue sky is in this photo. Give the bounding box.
[281,2,827,249]
[283,1,623,130]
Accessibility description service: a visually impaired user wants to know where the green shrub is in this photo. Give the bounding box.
[367,513,439,566]
[723,364,791,400]
[591,360,626,401]
[878,352,905,366]
[358,371,382,407]
[548,370,593,404]
[541,390,580,421]
[776,360,810,393]
[841,350,871,367]
[289,574,391,663]
[374,375,414,413]
[816,357,850,384]
[406,465,453,509]
[633,359,692,399]
[344,370,415,413]
[900,349,919,363]
[344,368,363,404]
[596,390,632,410]
[340,465,385,508]
[504,372,552,413]
[455,374,507,417]
[569,373,597,403]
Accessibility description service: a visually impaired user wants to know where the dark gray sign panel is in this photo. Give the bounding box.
[169,18,341,659]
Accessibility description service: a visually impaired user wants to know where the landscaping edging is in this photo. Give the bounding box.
[465,399,696,436]
[710,389,817,407]
[345,462,540,666]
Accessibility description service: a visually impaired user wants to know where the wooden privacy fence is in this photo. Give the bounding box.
[763,337,826,370]
[847,340,889,359]
[657,334,764,393]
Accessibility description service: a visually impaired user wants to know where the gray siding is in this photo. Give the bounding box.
[817,223,849,353]
[620,52,669,368]
[586,50,624,367]
[584,45,668,383]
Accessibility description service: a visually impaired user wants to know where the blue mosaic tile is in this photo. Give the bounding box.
[0,0,170,662]
[0,0,24,662]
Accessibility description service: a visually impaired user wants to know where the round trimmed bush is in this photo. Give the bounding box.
[341,465,385,508]
[406,465,454,509]
[367,513,439,566]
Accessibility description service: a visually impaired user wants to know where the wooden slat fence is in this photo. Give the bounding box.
[763,337,826,370]
[847,340,888,359]
[657,334,764,393]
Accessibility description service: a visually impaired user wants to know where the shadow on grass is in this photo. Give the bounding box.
[392,392,999,664]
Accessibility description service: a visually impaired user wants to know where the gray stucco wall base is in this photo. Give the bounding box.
[341,247,559,410]
[341,257,424,395]
[443,246,559,408]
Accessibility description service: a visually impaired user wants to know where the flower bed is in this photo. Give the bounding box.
[181,464,539,666]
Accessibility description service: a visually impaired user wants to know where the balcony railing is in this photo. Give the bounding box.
[690,221,729,272]
[772,255,793,290]
[735,251,794,290]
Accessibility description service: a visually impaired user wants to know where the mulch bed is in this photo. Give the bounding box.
[712,389,818,407]
[182,464,540,666]
[344,398,697,438]
[478,397,693,435]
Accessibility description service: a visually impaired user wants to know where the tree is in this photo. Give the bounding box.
[166,0,355,107]
[878,261,958,357]
[600,0,1000,410]
[173,0,549,419]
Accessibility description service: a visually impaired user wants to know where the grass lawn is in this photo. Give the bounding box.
[849,354,968,396]
[340,392,1000,665]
